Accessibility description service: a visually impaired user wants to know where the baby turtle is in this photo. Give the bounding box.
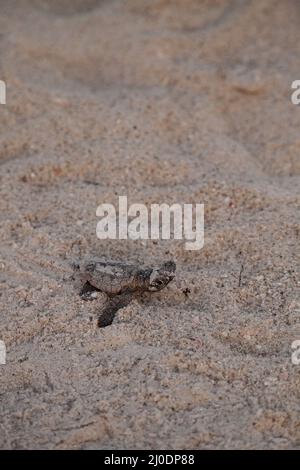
[72,259,176,327]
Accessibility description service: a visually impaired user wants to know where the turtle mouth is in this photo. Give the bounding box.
[149,283,165,292]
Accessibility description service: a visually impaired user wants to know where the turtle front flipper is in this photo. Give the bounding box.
[79,281,100,301]
[98,292,133,328]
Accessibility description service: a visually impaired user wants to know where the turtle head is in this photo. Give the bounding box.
[148,261,176,291]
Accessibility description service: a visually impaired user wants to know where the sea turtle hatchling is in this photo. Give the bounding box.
[72,259,176,327]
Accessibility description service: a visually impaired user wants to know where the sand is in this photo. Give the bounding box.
[0,0,299,449]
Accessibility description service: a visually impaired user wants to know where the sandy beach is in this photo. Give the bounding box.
[0,0,299,449]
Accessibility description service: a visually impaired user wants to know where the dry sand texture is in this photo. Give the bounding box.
[0,0,300,449]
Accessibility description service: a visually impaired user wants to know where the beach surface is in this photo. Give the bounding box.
[0,0,299,449]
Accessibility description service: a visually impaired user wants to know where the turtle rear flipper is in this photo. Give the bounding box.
[98,292,132,327]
